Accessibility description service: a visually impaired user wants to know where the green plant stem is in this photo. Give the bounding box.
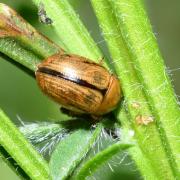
[112,0,180,170]
[0,109,49,180]
[0,146,28,180]
[0,38,41,71]
[32,0,102,61]
[74,142,132,180]
[0,3,60,71]
[91,0,180,179]
[119,109,157,179]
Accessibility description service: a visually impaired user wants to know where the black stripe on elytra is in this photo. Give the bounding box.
[37,67,107,95]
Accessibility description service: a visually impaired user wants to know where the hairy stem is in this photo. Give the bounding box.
[91,0,180,179]
[0,110,49,180]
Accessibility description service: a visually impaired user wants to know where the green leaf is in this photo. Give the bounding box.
[19,122,64,145]
[19,122,66,157]
[74,142,132,180]
[49,123,102,180]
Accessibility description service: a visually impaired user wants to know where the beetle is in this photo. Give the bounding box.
[35,52,121,118]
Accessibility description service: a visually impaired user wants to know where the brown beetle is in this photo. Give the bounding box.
[36,53,121,117]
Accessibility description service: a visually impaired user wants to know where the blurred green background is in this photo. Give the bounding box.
[0,0,179,179]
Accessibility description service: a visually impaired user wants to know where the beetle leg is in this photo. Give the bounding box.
[60,107,102,122]
[60,107,82,117]
[91,114,102,121]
